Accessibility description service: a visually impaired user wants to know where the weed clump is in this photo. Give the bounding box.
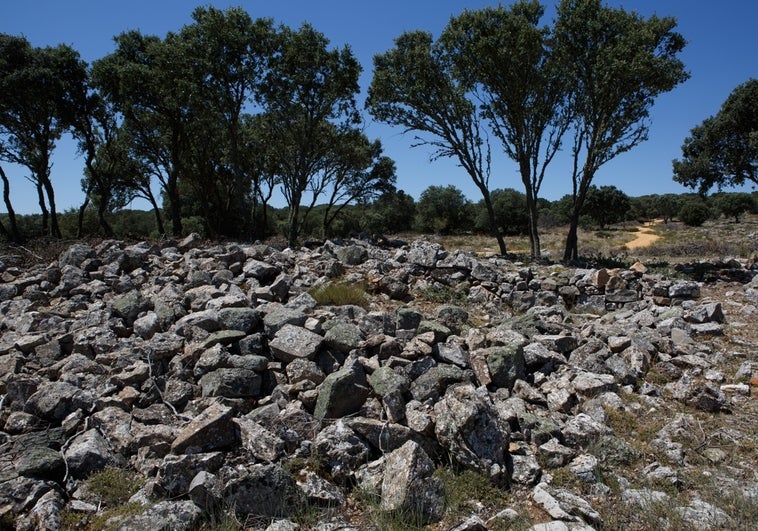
[309,280,370,308]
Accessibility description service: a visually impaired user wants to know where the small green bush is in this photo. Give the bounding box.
[85,467,144,507]
[309,280,369,308]
[678,201,711,227]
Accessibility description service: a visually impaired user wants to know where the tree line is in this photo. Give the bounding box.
[1,1,753,259]
[4,187,755,244]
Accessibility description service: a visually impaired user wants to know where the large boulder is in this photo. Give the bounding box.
[433,383,510,486]
[380,440,444,524]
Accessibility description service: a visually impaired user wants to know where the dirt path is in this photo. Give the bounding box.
[625,219,663,249]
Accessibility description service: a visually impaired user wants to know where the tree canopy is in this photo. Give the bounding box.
[673,78,757,195]
[554,0,688,261]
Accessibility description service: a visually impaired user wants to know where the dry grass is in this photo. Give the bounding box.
[424,214,758,267]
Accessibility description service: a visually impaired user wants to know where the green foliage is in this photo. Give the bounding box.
[434,467,504,512]
[673,78,757,194]
[366,27,504,253]
[418,284,468,305]
[85,466,144,507]
[714,192,754,222]
[474,188,530,236]
[364,189,416,235]
[309,280,369,308]
[582,185,631,228]
[415,185,473,234]
[0,34,88,239]
[554,0,689,260]
[442,1,572,258]
[678,200,711,227]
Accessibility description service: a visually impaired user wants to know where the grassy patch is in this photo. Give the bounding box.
[309,280,370,308]
[351,487,428,531]
[435,467,504,512]
[84,467,144,507]
[417,284,468,305]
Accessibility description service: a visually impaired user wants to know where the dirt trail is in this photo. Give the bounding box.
[625,218,663,249]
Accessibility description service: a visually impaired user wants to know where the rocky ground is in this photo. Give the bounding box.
[0,234,756,530]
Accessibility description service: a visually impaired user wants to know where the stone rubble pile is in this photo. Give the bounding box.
[0,235,756,530]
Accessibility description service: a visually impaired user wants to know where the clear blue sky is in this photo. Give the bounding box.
[1,0,756,214]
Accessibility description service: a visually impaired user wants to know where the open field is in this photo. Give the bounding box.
[428,214,758,267]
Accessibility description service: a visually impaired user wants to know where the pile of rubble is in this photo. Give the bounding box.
[0,235,756,530]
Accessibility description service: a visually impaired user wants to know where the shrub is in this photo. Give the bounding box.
[309,280,369,308]
[678,201,710,226]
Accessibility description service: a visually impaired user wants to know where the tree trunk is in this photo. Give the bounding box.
[525,190,541,259]
[0,165,21,243]
[41,175,61,238]
[97,195,115,237]
[287,201,301,248]
[77,191,91,238]
[478,186,507,255]
[35,181,49,237]
[563,214,579,262]
[144,189,165,237]
[166,177,182,237]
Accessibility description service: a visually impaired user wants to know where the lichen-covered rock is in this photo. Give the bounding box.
[433,383,510,486]
[170,402,237,454]
[313,360,369,419]
[380,440,444,524]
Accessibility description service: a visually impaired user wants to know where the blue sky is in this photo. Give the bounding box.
[1,0,756,214]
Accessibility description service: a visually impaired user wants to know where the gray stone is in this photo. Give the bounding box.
[395,307,423,331]
[511,453,542,485]
[228,354,268,372]
[199,368,261,398]
[295,469,346,506]
[561,413,612,449]
[568,453,598,482]
[0,283,17,301]
[410,363,469,402]
[665,374,729,412]
[243,259,280,281]
[171,402,237,454]
[408,240,444,268]
[668,281,700,299]
[269,324,323,363]
[605,289,639,304]
[435,342,470,368]
[434,383,509,486]
[314,361,369,419]
[334,245,368,265]
[133,311,160,339]
[111,289,151,326]
[263,306,307,337]
[522,342,566,371]
[24,381,93,422]
[417,320,452,343]
[14,446,65,481]
[64,429,117,479]
[436,305,469,334]
[380,440,444,524]
[483,345,525,391]
[17,489,65,531]
[188,471,221,509]
[537,438,575,468]
[234,418,286,462]
[323,322,364,353]
[201,329,247,349]
[347,417,413,453]
[367,366,410,397]
[112,500,203,530]
[218,307,261,333]
[156,452,224,498]
[58,243,96,268]
[314,420,372,485]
